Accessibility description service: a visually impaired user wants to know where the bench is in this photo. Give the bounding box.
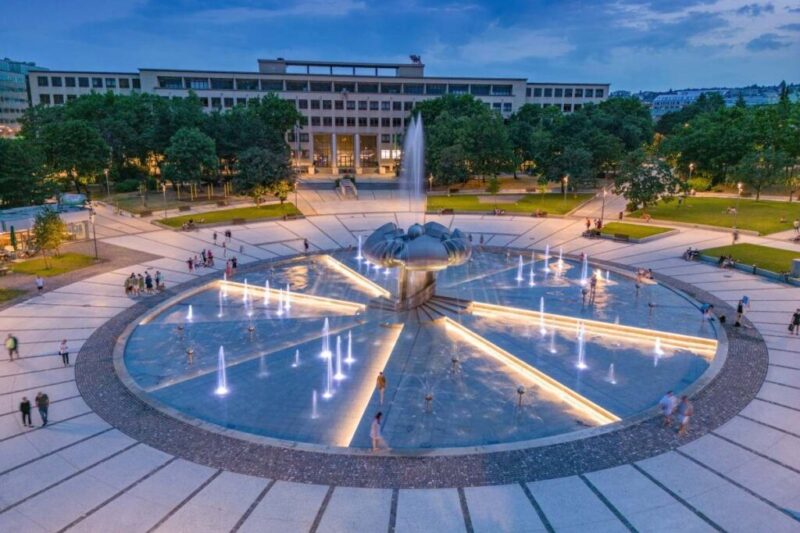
[440,208,454,215]
[178,205,192,212]
[613,233,630,242]
[232,218,246,225]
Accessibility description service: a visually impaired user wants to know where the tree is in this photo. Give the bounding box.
[234,146,294,206]
[433,144,469,186]
[486,176,501,208]
[463,110,512,181]
[161,127,218,190]
[735,146,787,200]
[38,119,109,195]
[614,149,682,213]
[0,138,51,207]
[31,207,66,268]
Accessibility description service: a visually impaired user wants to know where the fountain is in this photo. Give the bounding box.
[214,346,229,395]
[311,390,319,419]
[356,235,363,261]
[557,247,564,271]
[606,270,610,282]
[579,254,589,286]
[334,335,345,380]
[320,318,332,359]
[276,289,284,317]
[528,254,536,287]
[543,244,550,273]
[285,284,291,310]
[292,349,300,368]
[344,330,355,364]
[264,280,270,306]
[397,114,426,217]
[549,329,557,354]
[539,297,547,335]
[222,274,228,298]
[243,279,249,303]
[217,290,223,318]
[607,363,617,384]
[258,354,268,377]
[515,255,524,282]
[186,304,193,322]
[322,349,334,399]
[654,338,664,367]
[576,324,588,369]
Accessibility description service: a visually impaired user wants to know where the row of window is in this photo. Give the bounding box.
[39,94,78,105]
[286,133,402,146]
[297,99,415,111]
[37,75,140,90]
[156,76,514,96]
[305,116,407,128]
[0,108,26,114]
[527,87,604,98]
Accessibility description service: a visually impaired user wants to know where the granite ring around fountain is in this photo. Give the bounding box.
[74,248,766,488]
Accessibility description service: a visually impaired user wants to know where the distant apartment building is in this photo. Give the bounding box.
[0,58,48,137]
[651,87,783,118]
[27,58,609,175]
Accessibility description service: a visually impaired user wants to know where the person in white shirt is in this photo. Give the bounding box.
[370,412,387,451]
[35,275,44,294]
[58,339,69,366]
[659,391,677,427]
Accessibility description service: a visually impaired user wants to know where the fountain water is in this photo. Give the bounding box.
[311,390,319,419]
[356,235,363,261]
[292,349,300,368]
[576,324,588,369]
[214,346,229,395]
[543,244,550,273]
[557,247,564,272]
[579,255,589,285]
[275,289,284,317]
[217,290,223,318]
[654,338,664,367]
[285,284,291,310]
[334,335,345,380]
[186,304,193,322]
[258,354,268,377]
[528,254,536,287]
[515,255,524,282]
[344,330,355,364]
[222,274,228,298]
[320,318,332,359]
[605,270,610,282]
[549,329,557,354]
[264,280,270,306]
[243,279,249,303]
[539,297,547,335]
[607,363,617,384]
[323,351,334,399]
[398,114,425,217]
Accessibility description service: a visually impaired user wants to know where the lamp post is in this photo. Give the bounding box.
[600,187,607,225]
[562,175,569,202]
[89,211,98,259]
[687,162,695,198]
[428,175,433,192]
[104,168,111,199]
[736,181,743,222]
[162,183,168,219]
[293,181,298,210]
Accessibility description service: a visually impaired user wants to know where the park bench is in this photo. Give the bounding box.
[178,205,192,212]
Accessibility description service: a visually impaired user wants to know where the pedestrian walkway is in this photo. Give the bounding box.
[0,208,798,532]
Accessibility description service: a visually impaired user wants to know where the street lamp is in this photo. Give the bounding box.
[89,211,98,259]
[293,181,298,210]
[562,175,569,202]
[600,188,607,225]
[162,183,168,219]
[428,175,433,192]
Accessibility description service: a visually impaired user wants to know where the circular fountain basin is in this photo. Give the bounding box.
[120,248,720,451]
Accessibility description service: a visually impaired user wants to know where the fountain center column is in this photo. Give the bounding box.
[396,268,437,310]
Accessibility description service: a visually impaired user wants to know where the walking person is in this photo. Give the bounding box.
[793,218,799,234]
[145,272,153,294]
[735,299,744,327]
[376,371,387,405]
[35,392,49,426]
[659,391,677,427]
[207,250,214,267]
[137,274,145,295]
[370,412,387,451]
[19,396,32,427]
[187,257,194,273]
[6,333,19,360]
[304,239,309,253]
[222,241,227,258]
[35,275,44,295]
[58,339,69,367]
[155,271,163,291]
[791,309,800,336]
[677,396,693,437]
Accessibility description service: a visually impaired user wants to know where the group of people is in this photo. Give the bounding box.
[187,249,216,271]
[717,254,736,269]
[19,392,49,428]
[585,217,604,231]
[124,271,164,296]
[683,247,700,261]
[659,391,694,436]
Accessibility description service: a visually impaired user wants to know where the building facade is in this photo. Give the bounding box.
[0,58,48,137]
[27,58,609,175]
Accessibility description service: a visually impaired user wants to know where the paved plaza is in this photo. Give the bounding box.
[1,196,799,532]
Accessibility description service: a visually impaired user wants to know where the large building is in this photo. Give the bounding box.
[0,58,48,137]
[27,58,609,175]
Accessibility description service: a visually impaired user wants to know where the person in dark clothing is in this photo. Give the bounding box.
[6,333,19,360]
[304,239,309,253]
[35,392,49,426]
[19,397,32,427]
[735,300,744,327]
[791,309,800,336]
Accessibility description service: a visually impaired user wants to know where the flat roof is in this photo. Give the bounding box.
[32,71,139,76]
[138,68,527,82]
[259,58,423,69]
[527,82,610,87]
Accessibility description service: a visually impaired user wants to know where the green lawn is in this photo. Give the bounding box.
[158,203,301,228]
[600,222,672,239]
[630,197,799,235]
[0,288,26,303]
[12,253,96,277]
[427,193,593,215]
[110,190,246,215]
[700,243,800,274]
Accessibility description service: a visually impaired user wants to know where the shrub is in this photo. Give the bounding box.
[114,179,142,193]
[687,176,711,192]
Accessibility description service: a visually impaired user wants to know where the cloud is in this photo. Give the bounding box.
[736,3,775,16]
[746,32,791,49]
[779,22,800,30]
[190,0,366,24]
[456,28,575,63]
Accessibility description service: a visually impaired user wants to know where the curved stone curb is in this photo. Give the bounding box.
[76,250,767,489]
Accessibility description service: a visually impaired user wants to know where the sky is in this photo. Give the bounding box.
[2,0,799,91]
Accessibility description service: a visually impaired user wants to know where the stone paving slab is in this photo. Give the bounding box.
[395,488,465,533]
[758,381,800,409]
[464,484,547,532]
[317,486,393,533]
[237,480,327,533]
[715,416,800,471]
[527,476,627,532]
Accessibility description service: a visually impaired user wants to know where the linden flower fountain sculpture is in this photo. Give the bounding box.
[363,221,471,310]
